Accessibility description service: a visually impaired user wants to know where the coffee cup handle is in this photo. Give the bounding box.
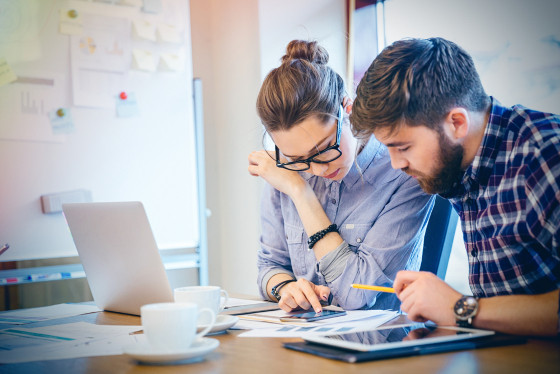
[196,307,216,338]
[219,289,229,312]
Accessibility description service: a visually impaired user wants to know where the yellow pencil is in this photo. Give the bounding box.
[351,284,395,293]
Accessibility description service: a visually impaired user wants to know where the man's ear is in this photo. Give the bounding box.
[444,108,469,140]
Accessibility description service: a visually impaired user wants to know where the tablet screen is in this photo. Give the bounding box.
[304,323,494,352]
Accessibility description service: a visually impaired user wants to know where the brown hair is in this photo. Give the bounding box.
[350,37,490,139]
[257,40,345,132]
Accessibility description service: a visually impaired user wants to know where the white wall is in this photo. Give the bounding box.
[190,0,262,295]
[258,0,347,83]
[190,0,347,296]
[384,0,560,114]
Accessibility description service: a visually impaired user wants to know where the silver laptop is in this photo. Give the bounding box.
[62,201,174,315]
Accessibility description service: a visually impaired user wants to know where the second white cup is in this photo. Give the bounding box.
[141,302,215,352]
[174,286,229,324]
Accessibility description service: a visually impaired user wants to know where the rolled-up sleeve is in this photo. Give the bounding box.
[256,137,435,311]
[257,183,295,300]
[325,175,434,310]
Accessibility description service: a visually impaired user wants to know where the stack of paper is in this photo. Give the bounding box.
[235,308,399,338]
[0,304,100,325]
[0,322,142,364]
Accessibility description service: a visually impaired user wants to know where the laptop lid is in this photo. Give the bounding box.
[62,201,174,315]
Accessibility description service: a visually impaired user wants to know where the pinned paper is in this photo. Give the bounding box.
[121,0,143,6]
[116,91,139,118]
[142,0,163,14]
[59,8,83,35]
[156,24,182,44]
[0,58,17,87]
[132,19,156,42]
[132,49,157,72]
[48,108,75,134]
[158,53,183,72]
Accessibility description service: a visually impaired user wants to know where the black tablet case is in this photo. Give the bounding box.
[284,334,526,363]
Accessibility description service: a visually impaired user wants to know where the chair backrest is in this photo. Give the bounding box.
[420,195,459,279]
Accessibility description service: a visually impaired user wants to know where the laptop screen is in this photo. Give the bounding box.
[62,201,174,315]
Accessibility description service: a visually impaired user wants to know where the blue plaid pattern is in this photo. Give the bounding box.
[449,98,560,297]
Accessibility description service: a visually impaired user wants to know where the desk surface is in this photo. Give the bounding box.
[1,310,559,374]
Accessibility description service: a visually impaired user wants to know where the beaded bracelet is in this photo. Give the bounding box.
[271,279,296,300]
[307,224,338,249]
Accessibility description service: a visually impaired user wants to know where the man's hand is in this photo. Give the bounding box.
[394,270,462,325]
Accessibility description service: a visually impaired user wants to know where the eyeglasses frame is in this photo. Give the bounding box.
[275,105,343,171]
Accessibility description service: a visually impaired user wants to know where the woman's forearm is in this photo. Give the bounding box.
[289,182,344,261]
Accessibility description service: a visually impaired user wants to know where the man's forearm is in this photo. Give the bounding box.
[474,289,559,336]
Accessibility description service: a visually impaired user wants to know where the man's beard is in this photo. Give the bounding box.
[404,132,465,196]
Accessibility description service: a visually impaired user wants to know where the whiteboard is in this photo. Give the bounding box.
[0,0,199,261]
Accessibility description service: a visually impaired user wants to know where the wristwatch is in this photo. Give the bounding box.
[453,295,479,328]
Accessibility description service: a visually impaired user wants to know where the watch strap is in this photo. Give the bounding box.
[456,317,473,328]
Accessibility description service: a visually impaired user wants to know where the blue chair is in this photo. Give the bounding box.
[420,195,459,279]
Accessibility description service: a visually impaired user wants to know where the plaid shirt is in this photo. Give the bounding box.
[449,98,560,298]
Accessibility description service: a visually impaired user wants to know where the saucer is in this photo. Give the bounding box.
[197,314,239,335]
[123,337,219,364]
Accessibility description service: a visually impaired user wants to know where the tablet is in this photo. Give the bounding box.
[304,323,494,352]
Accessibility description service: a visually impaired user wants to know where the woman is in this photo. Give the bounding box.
[248,40,434,313]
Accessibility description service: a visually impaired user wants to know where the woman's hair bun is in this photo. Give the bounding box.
[281,40,329,65]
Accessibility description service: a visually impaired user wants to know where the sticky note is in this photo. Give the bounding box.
[121,0,143,6]
[132,49,157,72]
[143,0,163,14]
[132,19,156,42]
[116,92,139,118]
[156,23,182,44]
[158,53,183,72]
[0,58,17,87]
[59,8,83,35]
[49,108,75,134]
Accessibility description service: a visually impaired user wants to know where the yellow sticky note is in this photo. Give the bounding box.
[0,58,17,87]
[132,49,157,72]
[132,19,156,42]
[158,53,183,72]
[121,0,143,6]
[156,24,182,44]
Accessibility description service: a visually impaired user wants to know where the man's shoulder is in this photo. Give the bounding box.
[498,106,560,162]
[509,105,560,146]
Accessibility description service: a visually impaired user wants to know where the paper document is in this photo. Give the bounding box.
[225,297,269,308]
[238,310,399,338]
[239,307,361,326]
[0,322,141,364]
[222,297,280,315]
[0,304,101,325]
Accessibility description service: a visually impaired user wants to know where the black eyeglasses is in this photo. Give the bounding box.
[275,106,343,171]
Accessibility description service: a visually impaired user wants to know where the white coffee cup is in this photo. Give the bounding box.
[174,286,229,324]
[141,302,215,352]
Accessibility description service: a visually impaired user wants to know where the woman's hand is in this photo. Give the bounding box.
[278,278,331,313]
[342,96,353,114]
[394,270,461,325]
[248,150,306,197]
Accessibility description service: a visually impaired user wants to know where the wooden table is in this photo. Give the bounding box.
[0,310,559,373]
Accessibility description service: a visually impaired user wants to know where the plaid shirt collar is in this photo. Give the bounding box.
[463,97,509,188]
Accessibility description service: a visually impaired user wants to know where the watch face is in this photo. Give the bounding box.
[454,296,478,320]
